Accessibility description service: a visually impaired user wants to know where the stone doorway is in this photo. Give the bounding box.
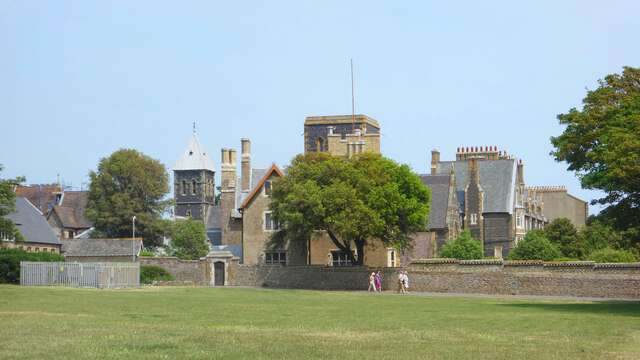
[214,261,225,286]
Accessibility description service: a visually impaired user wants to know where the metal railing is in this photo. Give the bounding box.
[20,262,140,289]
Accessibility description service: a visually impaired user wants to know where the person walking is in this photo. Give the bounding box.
[397,272,406,293]
[375,270,382,293]
[368,272,377,292]
[403,271,409,294]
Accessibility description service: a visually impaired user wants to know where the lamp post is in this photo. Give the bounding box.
[132,216,137,262]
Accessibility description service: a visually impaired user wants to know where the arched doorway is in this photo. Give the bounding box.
[214,261,225,286]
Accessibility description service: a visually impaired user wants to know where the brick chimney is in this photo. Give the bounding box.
[431,149,440,174]
[241,139,252,192]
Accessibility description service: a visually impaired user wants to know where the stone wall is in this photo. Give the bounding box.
[139,257,640,300]
[140,257,210,285]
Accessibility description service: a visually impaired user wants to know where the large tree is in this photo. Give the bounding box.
[543,217,586,259]
[551,66,640,233]
[269,152,430,266]
[169,217,209,260]
[0,165,25,242]
[86,149,172,248]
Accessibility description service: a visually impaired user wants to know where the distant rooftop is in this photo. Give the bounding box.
[305,114,379,129]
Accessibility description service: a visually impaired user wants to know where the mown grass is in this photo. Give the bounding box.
[0,285,639,359]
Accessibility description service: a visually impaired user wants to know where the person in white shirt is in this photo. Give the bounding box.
[403,272,409,293]
[368,272,377,292]
[397,272,406,293]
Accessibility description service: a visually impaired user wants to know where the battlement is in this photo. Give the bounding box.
[525,186,567,192]
[455,146,513,161]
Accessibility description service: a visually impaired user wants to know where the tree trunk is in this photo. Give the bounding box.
[326,230,360,265]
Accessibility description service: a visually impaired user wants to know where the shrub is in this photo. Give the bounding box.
[0,248,66,284]
[139,250,155,257]
[437,230,483,260]
[587,248,638,263]
[140,265,174,284]
[507,229,562,261]
[552,257,580,262]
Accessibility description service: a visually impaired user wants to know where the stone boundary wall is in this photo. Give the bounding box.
[140,257,210,285]
[139,257,640,300]
[406,259,640,300]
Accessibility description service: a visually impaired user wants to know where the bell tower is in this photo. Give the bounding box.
[173,124,216,225]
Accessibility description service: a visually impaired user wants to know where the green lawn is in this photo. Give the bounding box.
[0,285,639,359]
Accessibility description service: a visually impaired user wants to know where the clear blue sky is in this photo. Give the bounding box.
[1,1,639,214]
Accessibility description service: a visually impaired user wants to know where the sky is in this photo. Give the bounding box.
[1,1,639,215]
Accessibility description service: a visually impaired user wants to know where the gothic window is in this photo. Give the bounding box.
[191,179,197,195]
[316,137,325,152]
[181,180,187,196]
[470,214,478,225]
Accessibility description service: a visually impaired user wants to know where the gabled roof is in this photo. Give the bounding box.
[14,184,62,215]
[60,238,142,257]
[239,164,284,210]
[206,204,222,229]
[173,132,216,172]
[49,191,91,229]
[6,197,61,245]
[419,174,454,229]
[437,159,517,214]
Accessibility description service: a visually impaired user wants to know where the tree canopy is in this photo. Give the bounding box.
[551,66,640,234]
[169,217,209,260]
[0,165,25,242]
[86,149,172,248]
[543,218,586,259]
[270,152,430,266]
[506,229,561,261]
[437,229,483,260]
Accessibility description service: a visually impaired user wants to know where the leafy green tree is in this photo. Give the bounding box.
[0,165,25,242]
[550,66,640,247]
[543,218,586,259]
[170,217,209,260]
[507,229,562,261]
[587,247,638,263]
[437,229,483,260]
[270,152,430,266]
[86,149,172,248]
[581,220,618,253]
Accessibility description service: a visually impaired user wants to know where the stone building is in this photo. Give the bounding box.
[2,197,62,254]
[173,128,217,225]
[430,147,546,258]
[527,186,589,228]
[61,238,142,262]
[304,115,380,157]
[47,191,91,239]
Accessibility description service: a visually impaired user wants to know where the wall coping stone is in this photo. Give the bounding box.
[503,260,543,266]
[543,261,594,267]
[412,258,459,264]
[594,262,640,268]
[459,259,503,265]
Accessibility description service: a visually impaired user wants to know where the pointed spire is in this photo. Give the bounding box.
[173,128,216,172]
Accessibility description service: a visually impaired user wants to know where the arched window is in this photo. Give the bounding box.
[192,179,197,195]
[316,137,325,152]
[181,180,187,196]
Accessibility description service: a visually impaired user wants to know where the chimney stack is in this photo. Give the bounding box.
[431,149,440,174]
[241,139,252,192]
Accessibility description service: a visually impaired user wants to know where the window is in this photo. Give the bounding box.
[516,214,522,228]
[51,248,56,254]
[264,180,272,196]
[331,251,352,267]
[470,214,477,225]
[388,248,399,267]
[265,251,286,265]
[35,247,39,252]
[265,212,279,231]
[316,137,325,152]
[181,180,187,196]
[192,179,197,195]
[186,210,191,217]
[27,247,31,252]
[68,231,74,238]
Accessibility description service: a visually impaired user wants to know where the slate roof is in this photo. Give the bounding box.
[49,191,91,229]
[6,197,61,245]
[61,238,142,257]
[233,166,271,218]
[206,205,222,229]
[418,174,452,230]
[173,132,216,172]
[437,159,517,214]
[14,184,62,215]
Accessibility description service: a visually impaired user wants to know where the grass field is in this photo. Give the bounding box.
[0,285,639,359]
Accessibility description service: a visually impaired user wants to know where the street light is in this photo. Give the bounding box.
[132,216,137,262]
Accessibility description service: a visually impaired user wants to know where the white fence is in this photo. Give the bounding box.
[20,262,140,289]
